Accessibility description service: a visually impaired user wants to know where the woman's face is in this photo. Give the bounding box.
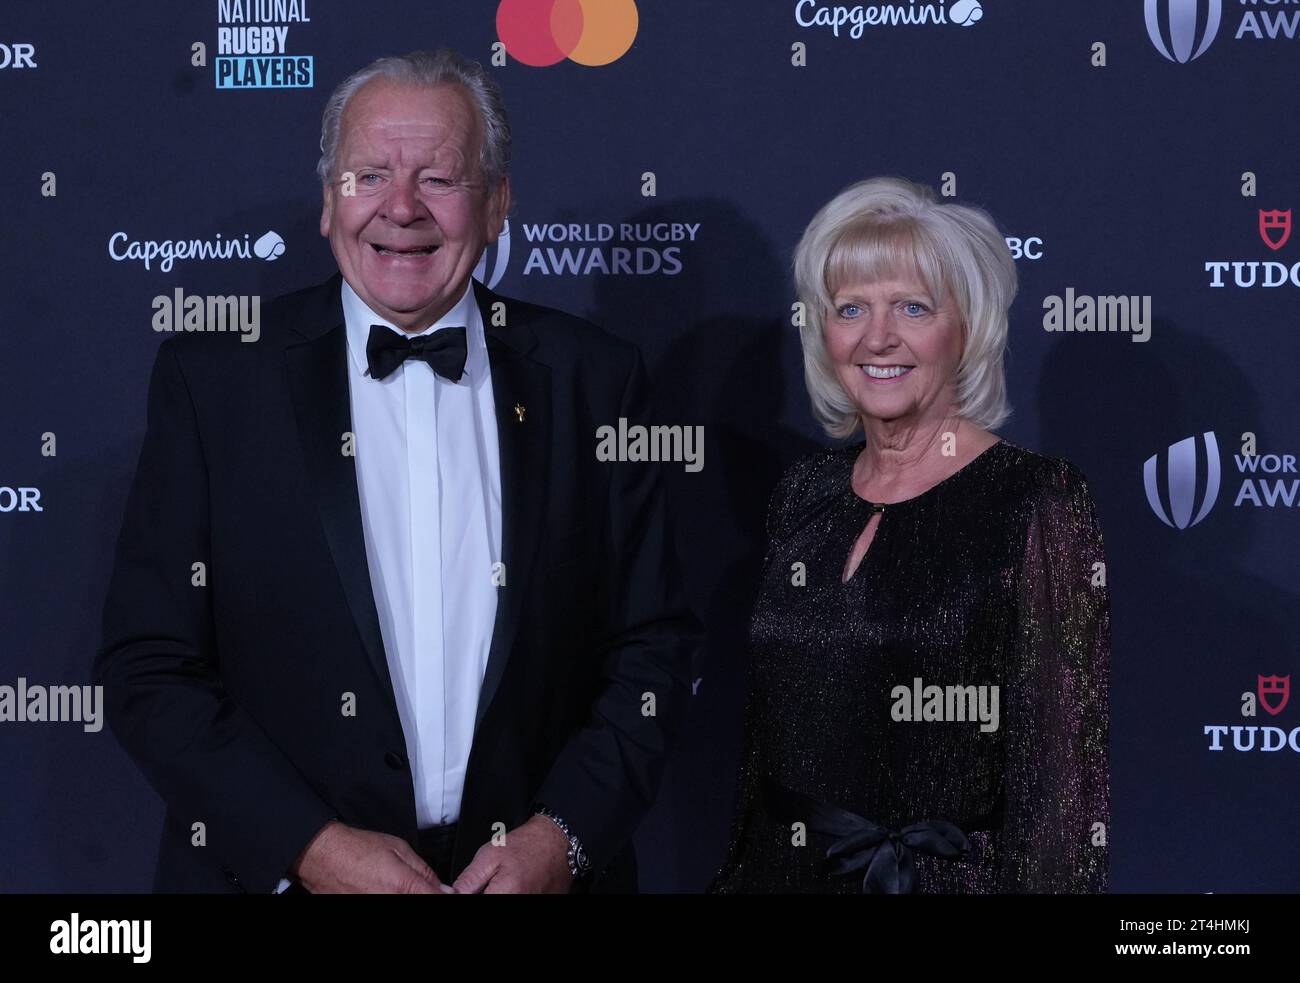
[824,270,964,429]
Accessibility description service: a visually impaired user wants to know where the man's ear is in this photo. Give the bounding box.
[487,175,511,244]
[319,182,333,238]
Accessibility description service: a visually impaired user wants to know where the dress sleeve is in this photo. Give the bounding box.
[999,460,1111,893]
[708,465,800,892]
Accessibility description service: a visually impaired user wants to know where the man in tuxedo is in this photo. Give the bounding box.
[95,49,698,894]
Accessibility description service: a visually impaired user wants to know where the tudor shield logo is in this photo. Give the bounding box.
[1144,0,1222,63]
[1259,675,1291,717]
[1259,209,1293,252]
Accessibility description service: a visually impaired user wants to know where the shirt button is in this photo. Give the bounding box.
[384,751,406,770]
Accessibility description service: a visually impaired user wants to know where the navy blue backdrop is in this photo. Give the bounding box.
[2,0,1297,892]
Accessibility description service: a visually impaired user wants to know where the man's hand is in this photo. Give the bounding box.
[451,814,573,894]
[289,820,454,894]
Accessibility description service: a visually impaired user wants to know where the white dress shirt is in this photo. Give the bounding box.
[275,278,502,893]
[343,277,502,829]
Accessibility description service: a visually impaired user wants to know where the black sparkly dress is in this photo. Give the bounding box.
[711,439,1110,894]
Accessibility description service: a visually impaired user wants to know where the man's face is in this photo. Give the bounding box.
[320,78,510,332]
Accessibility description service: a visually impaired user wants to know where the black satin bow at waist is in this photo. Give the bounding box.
[763,778,971,894]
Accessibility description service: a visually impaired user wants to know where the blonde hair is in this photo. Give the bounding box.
[792,176,1017,439]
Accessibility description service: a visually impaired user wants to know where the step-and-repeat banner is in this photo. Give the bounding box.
[2,1,1297,892]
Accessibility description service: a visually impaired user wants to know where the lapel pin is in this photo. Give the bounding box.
[514,403,526,423]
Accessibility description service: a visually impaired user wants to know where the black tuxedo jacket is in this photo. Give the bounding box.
[95,273,699,893]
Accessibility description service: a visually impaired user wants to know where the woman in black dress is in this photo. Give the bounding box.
[712,177,1109,893]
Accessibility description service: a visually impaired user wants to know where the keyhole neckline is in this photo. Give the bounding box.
[846,438,1005,510]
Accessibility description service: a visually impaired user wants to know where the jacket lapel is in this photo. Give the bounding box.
[281,274,552,769]
[471,278,551,733]
[282,274,401,726]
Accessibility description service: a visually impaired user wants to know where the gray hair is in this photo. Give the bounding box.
[316,49,511,190]
[792,176,1017,439]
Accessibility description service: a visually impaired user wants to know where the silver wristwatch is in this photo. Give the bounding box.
[534,805,592,879]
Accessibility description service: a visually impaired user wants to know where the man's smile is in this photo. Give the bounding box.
[370,242,439,256]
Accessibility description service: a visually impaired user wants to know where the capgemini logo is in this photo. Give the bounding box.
[1144,0,1222,63]
[474,219,511,289]
[253,230,286,261]
[1144,431,1221,529]
[950,1,983,27]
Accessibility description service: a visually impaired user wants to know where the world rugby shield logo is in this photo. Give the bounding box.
[1144,0,1222,63]
[474,218,511,289]
[1144,432,1221,529]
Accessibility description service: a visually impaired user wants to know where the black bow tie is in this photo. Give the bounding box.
[366,324,467,382]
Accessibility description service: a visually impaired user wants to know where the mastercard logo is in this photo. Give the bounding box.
[496,0,639,67]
